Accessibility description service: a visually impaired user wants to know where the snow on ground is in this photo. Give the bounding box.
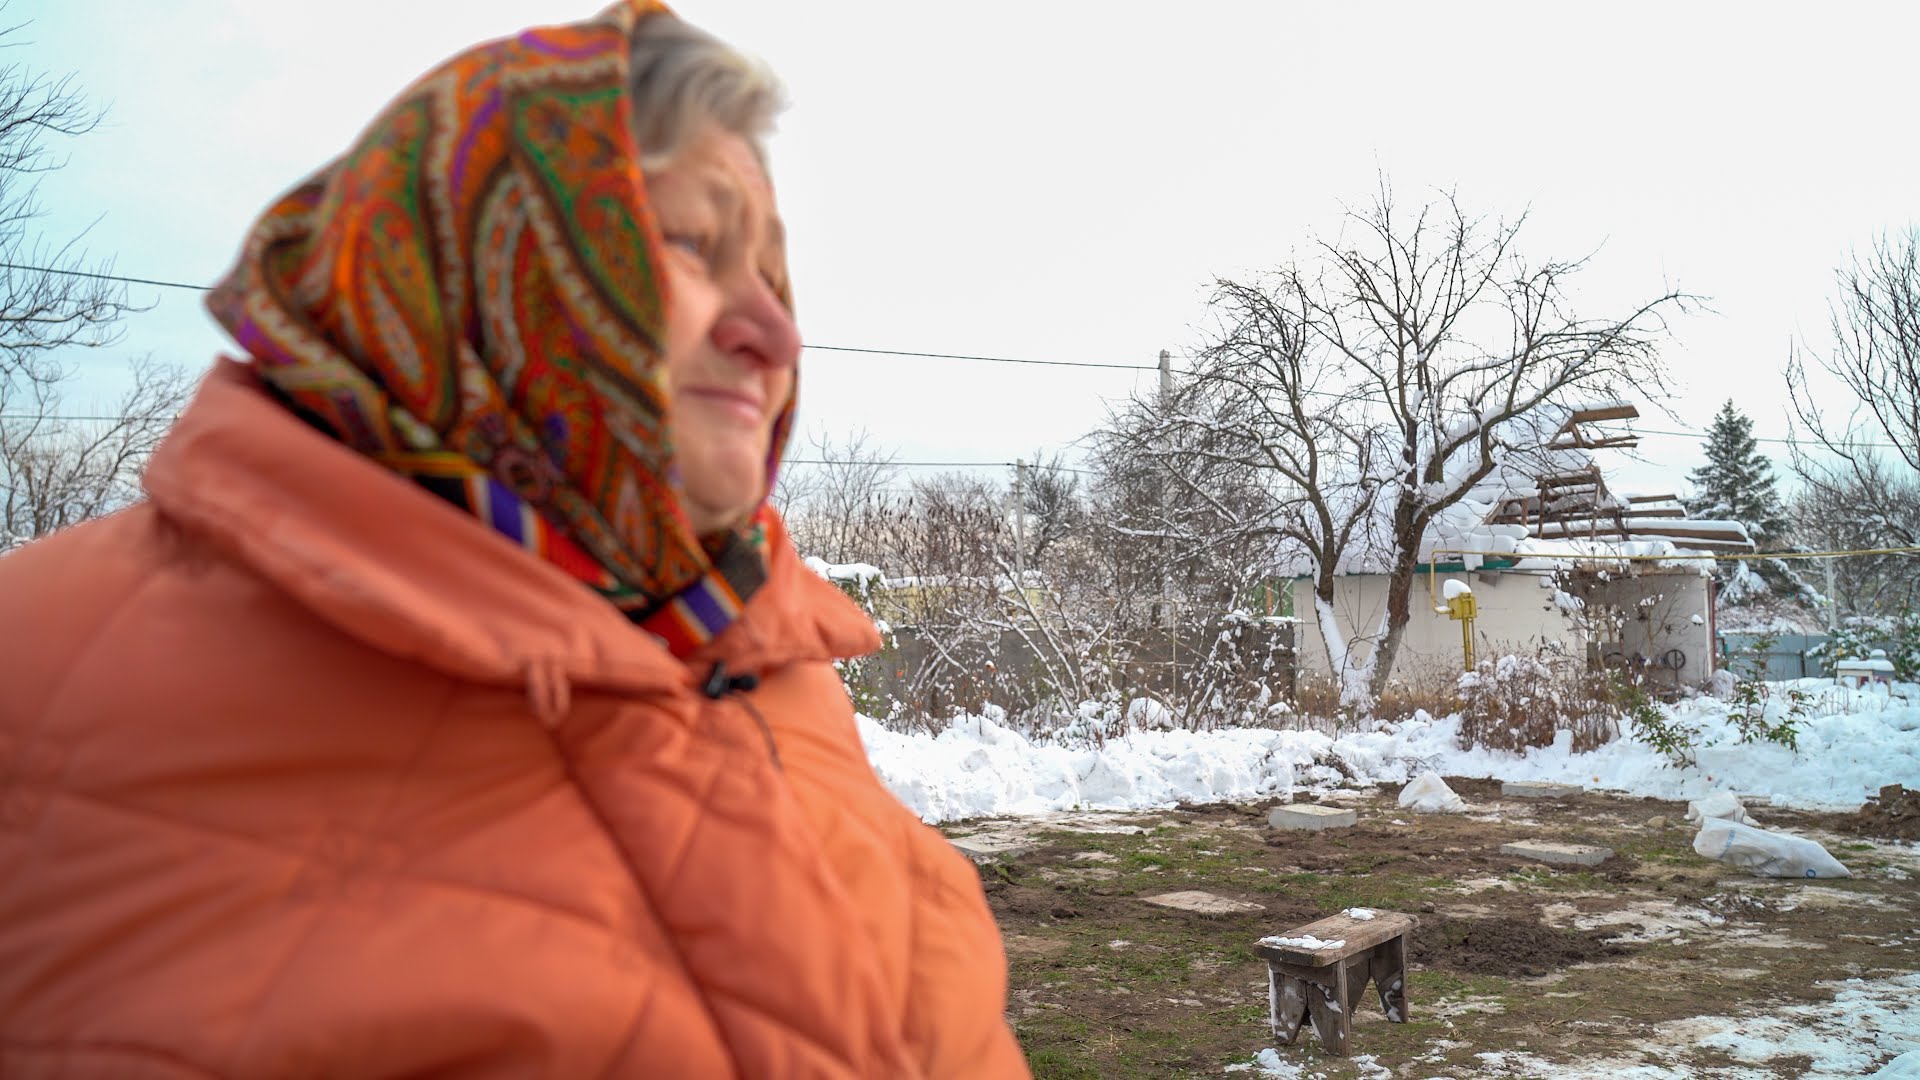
[1219,974,1919,1078]
[1431,973,1920,1079]
[1223,1048,1391,1078]
[857,681,1920,825]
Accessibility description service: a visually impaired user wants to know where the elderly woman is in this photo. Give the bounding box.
[0,4,1027,1077]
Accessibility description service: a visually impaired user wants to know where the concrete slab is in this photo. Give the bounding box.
[1141,890,1264,915]
[1049,822,1151,836]
[1268,804,1358,831]
[1501,840,1613,866]
[949,835,1033,863]
[1502,781,1583,798]
[1046,866,1118,882]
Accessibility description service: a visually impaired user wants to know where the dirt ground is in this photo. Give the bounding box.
[949,779,1920,1078]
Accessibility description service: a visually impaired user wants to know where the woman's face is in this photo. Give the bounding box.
[647,125,799,535]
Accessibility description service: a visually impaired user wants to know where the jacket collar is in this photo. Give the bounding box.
[143,361,878,701]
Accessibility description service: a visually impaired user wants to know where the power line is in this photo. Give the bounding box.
[0,413,144,423]
[0,262,213,293]
[803,344,1152,370]
[789,457,1014,469]
[7,262,1910,450]
[3,263,1159,372]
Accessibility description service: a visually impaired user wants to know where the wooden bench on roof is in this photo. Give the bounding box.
[1255,908,1414,1057]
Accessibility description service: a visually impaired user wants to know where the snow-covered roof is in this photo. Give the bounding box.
[1296,399,1756,575]
[803,557,886,585]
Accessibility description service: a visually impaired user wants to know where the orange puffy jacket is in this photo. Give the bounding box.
[0,361,1029,1079]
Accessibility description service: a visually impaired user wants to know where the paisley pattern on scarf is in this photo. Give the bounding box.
[206,0,787,655]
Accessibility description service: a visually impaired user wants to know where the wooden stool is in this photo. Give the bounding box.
[1255,909,1414,1056]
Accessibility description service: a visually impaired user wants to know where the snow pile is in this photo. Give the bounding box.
[857,710,1326,824]
[1873,1050,1920,1079]
[858,683,1920,823]
[1126,697,1177,731]
[1397,771,1468,813]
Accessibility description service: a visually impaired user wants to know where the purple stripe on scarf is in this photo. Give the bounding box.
[518,29,611,60]
[485,477,527,542]
[449,88,501,197]
[678,580,730,633]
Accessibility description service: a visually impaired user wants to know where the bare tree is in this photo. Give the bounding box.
[774,428,900,564]
[1790,465,1920,617]
[0,23,135,377]
[1,356,190,548]
[1013,452,1082,564]
[1110,185,1686,708]
[1089,392,1289,629]
[0,16,187,552]
[1789,229,1920,473]
[1787,228,1920,616]
[858,467,1143,731]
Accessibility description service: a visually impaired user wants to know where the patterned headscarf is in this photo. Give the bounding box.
[207,0,789,659]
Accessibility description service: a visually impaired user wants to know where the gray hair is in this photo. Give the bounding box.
[628,14,785,172]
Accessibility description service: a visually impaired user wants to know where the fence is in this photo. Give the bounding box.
[1718,632,1834,680]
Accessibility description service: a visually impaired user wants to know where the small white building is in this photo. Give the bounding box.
[1291,405,1753,692]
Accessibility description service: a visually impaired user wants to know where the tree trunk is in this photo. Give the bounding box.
[1367,543,1423,699]
[1310,574,1373,709]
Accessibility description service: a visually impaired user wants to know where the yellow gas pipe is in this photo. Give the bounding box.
[1428,551,1478,673]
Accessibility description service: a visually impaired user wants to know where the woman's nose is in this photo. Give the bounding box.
[708,275,800,372]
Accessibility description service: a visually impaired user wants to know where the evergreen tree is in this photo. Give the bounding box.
[1687,400,1786,547]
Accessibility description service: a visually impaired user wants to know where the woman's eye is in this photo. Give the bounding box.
[664,232,709,260]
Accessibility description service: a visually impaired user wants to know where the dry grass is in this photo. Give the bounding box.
[1373,664,1467,721]
[1289,673,1343,720]
[1291,664,1464,723]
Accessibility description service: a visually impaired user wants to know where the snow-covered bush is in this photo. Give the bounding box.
[1454,651,1617,753]
[806,558,898,724]
[1814,614,1920,682]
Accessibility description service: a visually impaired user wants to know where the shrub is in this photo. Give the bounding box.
[1454,651,1617,753]
[1814,613,1920,681]
[1726,631,1808,753]
[1616,677,1701,769]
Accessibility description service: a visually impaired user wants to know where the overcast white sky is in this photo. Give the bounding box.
[20,1,1919,495]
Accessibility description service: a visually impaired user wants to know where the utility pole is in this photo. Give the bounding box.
[1155,350,1172,627]
[1012,458,1028,587]
[1824,555,1839,633]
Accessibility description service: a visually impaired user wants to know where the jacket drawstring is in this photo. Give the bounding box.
[703,661,781,770]
[526,657,572,729]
